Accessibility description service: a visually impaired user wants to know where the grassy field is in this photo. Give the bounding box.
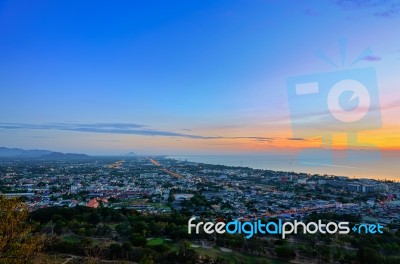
[147,237,165,246]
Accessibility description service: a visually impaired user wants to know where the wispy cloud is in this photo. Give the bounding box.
[230,136,276,142]
[287,137,308,141]
[2,121,342,147]
[0,122,301,146]
[0,122,215,139]
[0,122,278,143]
[333,0,400,17]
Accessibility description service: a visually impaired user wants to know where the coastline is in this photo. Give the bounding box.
[167,150,400,181]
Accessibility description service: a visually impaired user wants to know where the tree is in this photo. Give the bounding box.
[0,196,46,263]
[83,239,106,262]
[275,245,296,260]
[139,254,154,264]
[130,233,146,247]
[178,240,198,264]
[108,243,122,260]
[122,241,132,259]
[357,247,381,264]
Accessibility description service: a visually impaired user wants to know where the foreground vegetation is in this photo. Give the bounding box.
[1,196,400,263]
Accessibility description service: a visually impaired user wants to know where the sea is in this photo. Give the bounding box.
[168,149,400,181]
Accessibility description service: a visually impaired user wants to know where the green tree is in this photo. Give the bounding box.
[275,245,296,260]
[108,243,122,260]
[357,247,381,264]
[0,196,46,263]
[139,254,154,264]
[178,240,198,264]
[130,233,147,247]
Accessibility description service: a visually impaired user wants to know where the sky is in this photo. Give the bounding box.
[0,0,399,155]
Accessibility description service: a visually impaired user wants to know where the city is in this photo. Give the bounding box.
[1,154,400,263]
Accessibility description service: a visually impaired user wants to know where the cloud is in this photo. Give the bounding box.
[0,122,278,142]
[287,137,308,141]
[0,122,216,139]
[374,4,400,17]
[334,0,383,9]
[230,136,276,142]
[287,137,322,142]
[362,55,382,61]
[333,0,400,17]
[0,122,333,145]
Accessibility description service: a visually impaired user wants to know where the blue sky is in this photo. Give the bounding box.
[0,0,399,154]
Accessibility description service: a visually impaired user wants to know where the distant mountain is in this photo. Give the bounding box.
[0,147,52,157]
[124,152,138,156]
[0,147,89,159]
[39,152,90,159]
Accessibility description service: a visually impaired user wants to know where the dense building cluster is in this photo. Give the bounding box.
[1,156,399,228]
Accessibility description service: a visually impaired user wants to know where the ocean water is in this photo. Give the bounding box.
[169,150,400,181]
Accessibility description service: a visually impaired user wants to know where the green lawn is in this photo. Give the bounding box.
[147,238,165,246]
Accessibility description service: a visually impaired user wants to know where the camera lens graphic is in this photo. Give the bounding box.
[327,79,371,123]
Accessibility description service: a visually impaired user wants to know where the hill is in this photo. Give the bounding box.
[0,147,89,159]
